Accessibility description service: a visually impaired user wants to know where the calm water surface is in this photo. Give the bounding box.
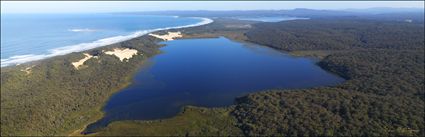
[85,37,344,132]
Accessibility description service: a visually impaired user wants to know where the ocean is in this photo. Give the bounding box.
[0,13,212,67]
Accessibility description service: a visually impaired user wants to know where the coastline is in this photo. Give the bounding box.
[1,17,213,67]
[2,17,273,136]
[0,17,215,136]
[1,18,297,136]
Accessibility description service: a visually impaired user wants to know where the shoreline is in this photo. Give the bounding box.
[2,18,268,136]
[75,32,344,136]
[71,59,157,136]
[1,17,332,136]
[68,80,134,136]
[1,17,216,136]
[61,19,214,136]
[1,17,213,67]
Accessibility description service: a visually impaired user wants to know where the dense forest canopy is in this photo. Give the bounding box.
[319,50,424,97]
[233,88,424,136]
[235,16,424,136]
[246,19,424,51]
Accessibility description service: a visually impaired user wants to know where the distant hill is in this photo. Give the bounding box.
[120,9,360,18]
[343,7,424,14]
[121,8,424,23]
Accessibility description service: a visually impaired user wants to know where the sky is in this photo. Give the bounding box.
[1,1,424,14]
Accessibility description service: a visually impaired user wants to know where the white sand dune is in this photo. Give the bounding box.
[104,48,138,62]
[72,53,96,69]
[21,65,35,75]
[149,31,183,41]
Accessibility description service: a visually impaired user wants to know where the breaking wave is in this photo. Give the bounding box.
[1,17,213,67]
[68,28,98,32]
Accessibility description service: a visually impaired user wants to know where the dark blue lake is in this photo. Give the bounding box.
[85,37,344,132]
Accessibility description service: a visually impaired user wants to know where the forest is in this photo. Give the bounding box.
[1,16,424,136]
[234,18,424,136]
[246,19,424,51]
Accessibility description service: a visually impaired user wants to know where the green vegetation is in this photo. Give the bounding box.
[95,106,242,136]
[246,19,424,51]
[1,17,424,136]
[232,18,424,136]
[288,50,346,59]
[319,49,424,97]
[233,88,423,136]
[1,36,162,136]
[178,18,256,41]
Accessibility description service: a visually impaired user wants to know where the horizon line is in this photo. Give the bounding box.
[2,7,424,14]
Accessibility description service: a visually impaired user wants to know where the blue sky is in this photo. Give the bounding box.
[1,1,424,13]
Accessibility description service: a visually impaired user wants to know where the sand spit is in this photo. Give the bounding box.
[72,53,97,69]
[104,48,138,62]
[149,31,183,41]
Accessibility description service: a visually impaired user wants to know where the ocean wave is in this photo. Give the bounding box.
[1,17,213,67]
[68,28,98,32]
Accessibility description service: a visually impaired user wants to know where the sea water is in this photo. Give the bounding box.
[1,13,211,66]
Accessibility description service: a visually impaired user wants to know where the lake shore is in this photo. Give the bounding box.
[0,18,214,136]
[0,17,318,136]
[1,17,335,136]
[63,20,220,136]
[1,18,275,136]
[74,18,263,135]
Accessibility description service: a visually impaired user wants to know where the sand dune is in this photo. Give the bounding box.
[149,31,183,41]
[20,65,36,75]
[104,48,138,62]
[72,53,96,69]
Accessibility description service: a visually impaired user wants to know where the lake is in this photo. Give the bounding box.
[84,37,344,133]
